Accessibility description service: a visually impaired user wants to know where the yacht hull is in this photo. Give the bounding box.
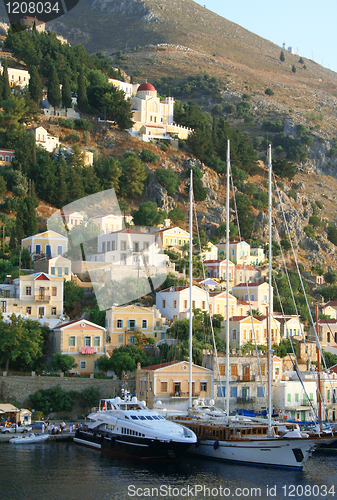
[188,437,336,469]
[74,429,193,460]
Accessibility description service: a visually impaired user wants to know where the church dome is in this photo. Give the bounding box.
[137,82,156,91]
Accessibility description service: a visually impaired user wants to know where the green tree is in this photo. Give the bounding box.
[51,353,77,372]
[28,66,43,104]
[94,154,121,191]
[62,75,72,110]
[327,225,337,246]
[1,60,11,100]
[132,201,167,226]
[156,168,180,196]
[109,351,136,378]
[29,386,75,414]
[77,66,88,113]
[120,156,147,198]
[168,206,185,225]
[292,64,297,73]
[63,281,84,315]
[141,149,158,164]
[0,175,7,196]
[185,166,207,202]
[280,50,285,62]
[265,88,274,96]
[47,64,61,109]
[80,386,101,411]
[324,270,337,285]
[0,315,43,371]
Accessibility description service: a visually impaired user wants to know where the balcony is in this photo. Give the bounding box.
[34,294,50,302]
[80,346,94,354]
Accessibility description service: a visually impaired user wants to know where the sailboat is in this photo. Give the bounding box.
[175,143,337,468]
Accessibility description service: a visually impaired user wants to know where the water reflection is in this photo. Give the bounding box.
[1,443,337,500]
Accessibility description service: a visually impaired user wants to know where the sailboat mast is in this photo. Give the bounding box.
[226,140,230,417]
[189,168,193,412]
[268,144,273,433]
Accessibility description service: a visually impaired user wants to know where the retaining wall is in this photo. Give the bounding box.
[0,373,136,407]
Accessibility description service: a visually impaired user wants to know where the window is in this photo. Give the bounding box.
[107,241,110,251]
[129,320,136,329]
[295,393,299,402]
[84,336,91,347]
[57,245,63,255]
[133,242,139,252]
[26,306,31,315]
[287,394,291,403]
[231,365,238,376]
[35,244,41,254]
[57,267,62,277]
[232,329,237,340]
[192,301,195,309]
[261,365,266,376]
[51,267,55,275]
[111,241,115,251]
[257,386,264,397]
[161,382,168,392]
[52,287,57,296]
[202,301,205,309]
[218,386,226,397]
[219,364,225,376]
[200,382,207,392]
[117,319,123,328]
[121,241,127,250]
[230,386,237,397]
[94,336,101,347]
[69,336,76,347]
[26,286,32,296]
[38,307,44,318]
[141,319,147,329]
[118,334,123,343]
[46,244,51,257]
[52,307,57,315]
[64,267,69,275]
[163,300,166,308]
[80,360,87,370]
[144,242,149,251]
[173,300,177,308]
[184,300,188,309]
[102,242,106,252]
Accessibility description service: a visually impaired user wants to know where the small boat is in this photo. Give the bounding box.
[74,391,197,460]
[10,433,50,444]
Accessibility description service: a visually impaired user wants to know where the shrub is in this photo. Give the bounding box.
[236,101,251,118]
[64,131,80,143]
[58,118,74,129]
[156,168,180,196]
[265,88,274,96]
[315,201,324,210]
[288,189,297,200]
[327,225,337,246]
[223,104,236,114]
[74,118,94,131]
[262,120,283,132]
[141,149,159,164]
[309,215,321,228]
[304,225,315,238]
[242,93,251,100]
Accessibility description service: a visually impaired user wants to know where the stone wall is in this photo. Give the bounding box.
[0,373,136,407]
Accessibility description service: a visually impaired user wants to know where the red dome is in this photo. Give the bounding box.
[138,82,156,91]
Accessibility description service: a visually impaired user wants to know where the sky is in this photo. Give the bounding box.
[194,0,337,74]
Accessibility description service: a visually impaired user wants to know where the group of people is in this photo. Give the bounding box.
[43,421,82,434]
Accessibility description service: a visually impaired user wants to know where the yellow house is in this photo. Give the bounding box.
[135,360,214,408]
[51,319,106,375]
[0,272,64,328]
[105,304,170,350]
[227,315,281,348]
[217,240,251,265]
[21,230,68,260]
[154,226,190,250]
[201,241,218,261]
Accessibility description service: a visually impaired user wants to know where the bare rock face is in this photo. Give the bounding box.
[144,167,175,212]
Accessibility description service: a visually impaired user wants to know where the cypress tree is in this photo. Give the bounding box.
[25,197,38,236]
[47,64,61,110]
[77,66,88,113]
[2,60,11,100]
[62,76,72,111]
[28,66,43,104]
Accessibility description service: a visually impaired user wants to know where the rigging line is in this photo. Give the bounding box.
[229,167,267,407]
[272,174,327,413]
[273,273,318,422]
[192,199,224,402]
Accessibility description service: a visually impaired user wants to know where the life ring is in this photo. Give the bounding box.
[213,440,219,450]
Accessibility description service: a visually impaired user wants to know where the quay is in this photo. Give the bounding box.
[0,431,74,443]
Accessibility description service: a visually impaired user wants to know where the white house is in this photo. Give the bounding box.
[88,214,124,234]
[231,282,272,315]
[272,378,318,422]
[33,126,60,153]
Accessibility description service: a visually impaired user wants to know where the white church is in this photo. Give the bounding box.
[109,79,193,142]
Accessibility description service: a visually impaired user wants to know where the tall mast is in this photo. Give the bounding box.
[268,144,272,434]
[189,168,193,412]
[226,140,230,417]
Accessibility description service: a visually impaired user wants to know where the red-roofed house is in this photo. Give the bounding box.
[322,301,337,320]
[227,315,280,348]
[50,319,106,374]
[135,360,213,408]
[0,148,15,165]
[231,282,272,315]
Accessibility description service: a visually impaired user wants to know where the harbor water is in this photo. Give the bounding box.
[1,442,336,500]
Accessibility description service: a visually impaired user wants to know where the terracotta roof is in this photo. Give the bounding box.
[141,360,180,370]
[233,282,266,288]
[160,286,189,293]
[318,319,337,324]
[323,301,337,307]
[138,82,156,92]
[235,265,256,271]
